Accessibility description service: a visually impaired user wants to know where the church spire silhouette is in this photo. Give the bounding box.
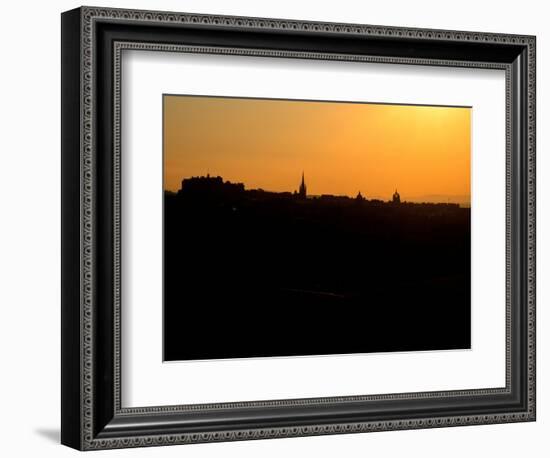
[299,171,307,199]
[392,189,401,204]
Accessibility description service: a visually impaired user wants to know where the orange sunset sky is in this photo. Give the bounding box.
[164,95,471,205]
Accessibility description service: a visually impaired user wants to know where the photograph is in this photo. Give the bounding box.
[163,95,472,361]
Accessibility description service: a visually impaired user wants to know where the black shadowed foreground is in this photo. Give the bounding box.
[164,175,470,361]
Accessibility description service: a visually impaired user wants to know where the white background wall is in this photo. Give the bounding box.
[0,0,546,456]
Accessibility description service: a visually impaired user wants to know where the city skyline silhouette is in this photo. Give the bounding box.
[171,172,469,207]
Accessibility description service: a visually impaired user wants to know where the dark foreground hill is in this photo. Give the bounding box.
[164,180,470,361]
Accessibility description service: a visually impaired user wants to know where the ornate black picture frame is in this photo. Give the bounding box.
[61,6,536,451]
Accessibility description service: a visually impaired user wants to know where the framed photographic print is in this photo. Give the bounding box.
[162,94,472,361]
[61,6,536,450]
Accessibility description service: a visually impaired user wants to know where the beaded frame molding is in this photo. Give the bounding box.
[61,6,536,451]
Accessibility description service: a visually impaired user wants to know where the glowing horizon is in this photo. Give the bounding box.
[164,95,471,205]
